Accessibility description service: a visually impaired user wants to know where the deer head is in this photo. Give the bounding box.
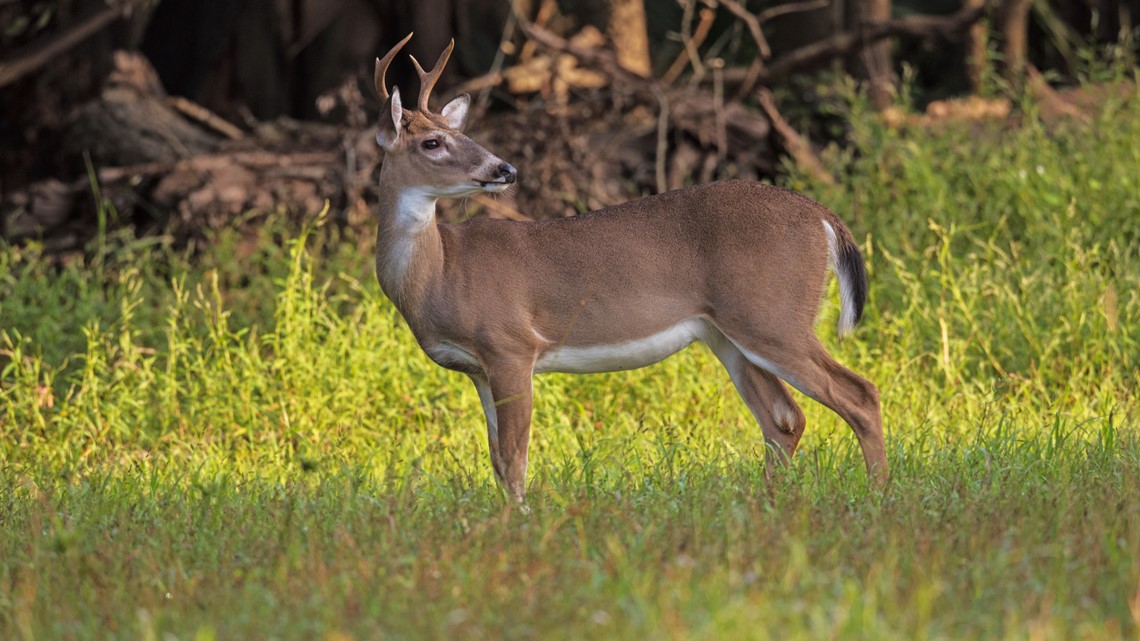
[374,34,516,198]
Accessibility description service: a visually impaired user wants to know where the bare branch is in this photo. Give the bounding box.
[0,4,124,89]
[704,0,831,69]
[515,17,649,89]
[715,0,771,60]
[166,97,244,140]
[661,6,715,85]
[761,4,985,85]
[475,12,519,116]
[755,88,834,186]
[711,59,727,165]
[756,0,831,24]
[652,86,670,193]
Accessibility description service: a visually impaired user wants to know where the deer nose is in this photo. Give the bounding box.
[497,163,517,184]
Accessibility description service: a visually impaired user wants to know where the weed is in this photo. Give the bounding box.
[1,87,1138,639]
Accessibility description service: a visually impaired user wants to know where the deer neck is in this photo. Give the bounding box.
[375,180,445,325]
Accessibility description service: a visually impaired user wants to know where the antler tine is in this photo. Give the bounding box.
[409,39,455,113]
[374,32,414,103]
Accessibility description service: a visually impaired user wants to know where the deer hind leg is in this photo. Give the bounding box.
[719,331,887,487]
[706,331,806,476]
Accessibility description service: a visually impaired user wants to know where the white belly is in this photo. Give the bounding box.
[535,317,711,374]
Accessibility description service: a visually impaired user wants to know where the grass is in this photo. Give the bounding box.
[2,81,1139,639]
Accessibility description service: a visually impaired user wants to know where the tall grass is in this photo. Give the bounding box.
[1,83,1138,639]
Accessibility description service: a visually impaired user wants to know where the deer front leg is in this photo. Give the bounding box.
[470,375,506,486]
[483,364,535,503]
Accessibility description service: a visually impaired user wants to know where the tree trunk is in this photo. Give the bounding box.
[963,0,988,93]
[1000,0,1032,91]
[569,0,651,77]
[850,0,894,110]
[605,0,651,77]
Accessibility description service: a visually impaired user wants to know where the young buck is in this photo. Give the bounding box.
[372,34,887,502]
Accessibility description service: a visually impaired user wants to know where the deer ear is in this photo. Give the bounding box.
[376,87,403,150]
[440,93,470,131]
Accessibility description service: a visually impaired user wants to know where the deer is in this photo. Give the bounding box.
[370,34,887,503]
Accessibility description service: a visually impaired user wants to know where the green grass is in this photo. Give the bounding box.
[2,82,1139,639]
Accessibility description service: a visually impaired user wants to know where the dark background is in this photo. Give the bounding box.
[1,0,1137,245]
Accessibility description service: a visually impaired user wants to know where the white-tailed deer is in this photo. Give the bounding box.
[371,35,887,502]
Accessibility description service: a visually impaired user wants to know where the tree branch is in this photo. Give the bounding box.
[761,4,985,85]
[715,0,771,60]
[515,17,649,90]
[0,3,128,89]
[756,0,831,24]
[755,88,834,186]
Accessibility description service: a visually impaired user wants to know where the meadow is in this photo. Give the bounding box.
[1,81,1139,639]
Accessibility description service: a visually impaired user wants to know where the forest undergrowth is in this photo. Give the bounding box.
[1,80,1138,640]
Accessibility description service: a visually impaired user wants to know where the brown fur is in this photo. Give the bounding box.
[371,38,887,502]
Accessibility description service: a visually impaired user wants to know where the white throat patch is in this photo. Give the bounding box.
[394,188,439,228]
[378,188,438,288]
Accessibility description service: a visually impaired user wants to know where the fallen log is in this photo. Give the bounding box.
[3,44,776,248]
[1,51,378,249]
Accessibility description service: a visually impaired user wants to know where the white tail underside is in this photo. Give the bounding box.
[823,220,859,337]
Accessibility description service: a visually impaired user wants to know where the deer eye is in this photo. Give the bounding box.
[422,139,441,150]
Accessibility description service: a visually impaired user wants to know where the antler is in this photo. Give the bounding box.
[374,32,414,103]
[409,39,455,113]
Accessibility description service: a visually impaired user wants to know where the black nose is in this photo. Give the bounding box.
[497,162,517,184]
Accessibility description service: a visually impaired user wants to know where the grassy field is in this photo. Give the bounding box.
[2,82,1139,639]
